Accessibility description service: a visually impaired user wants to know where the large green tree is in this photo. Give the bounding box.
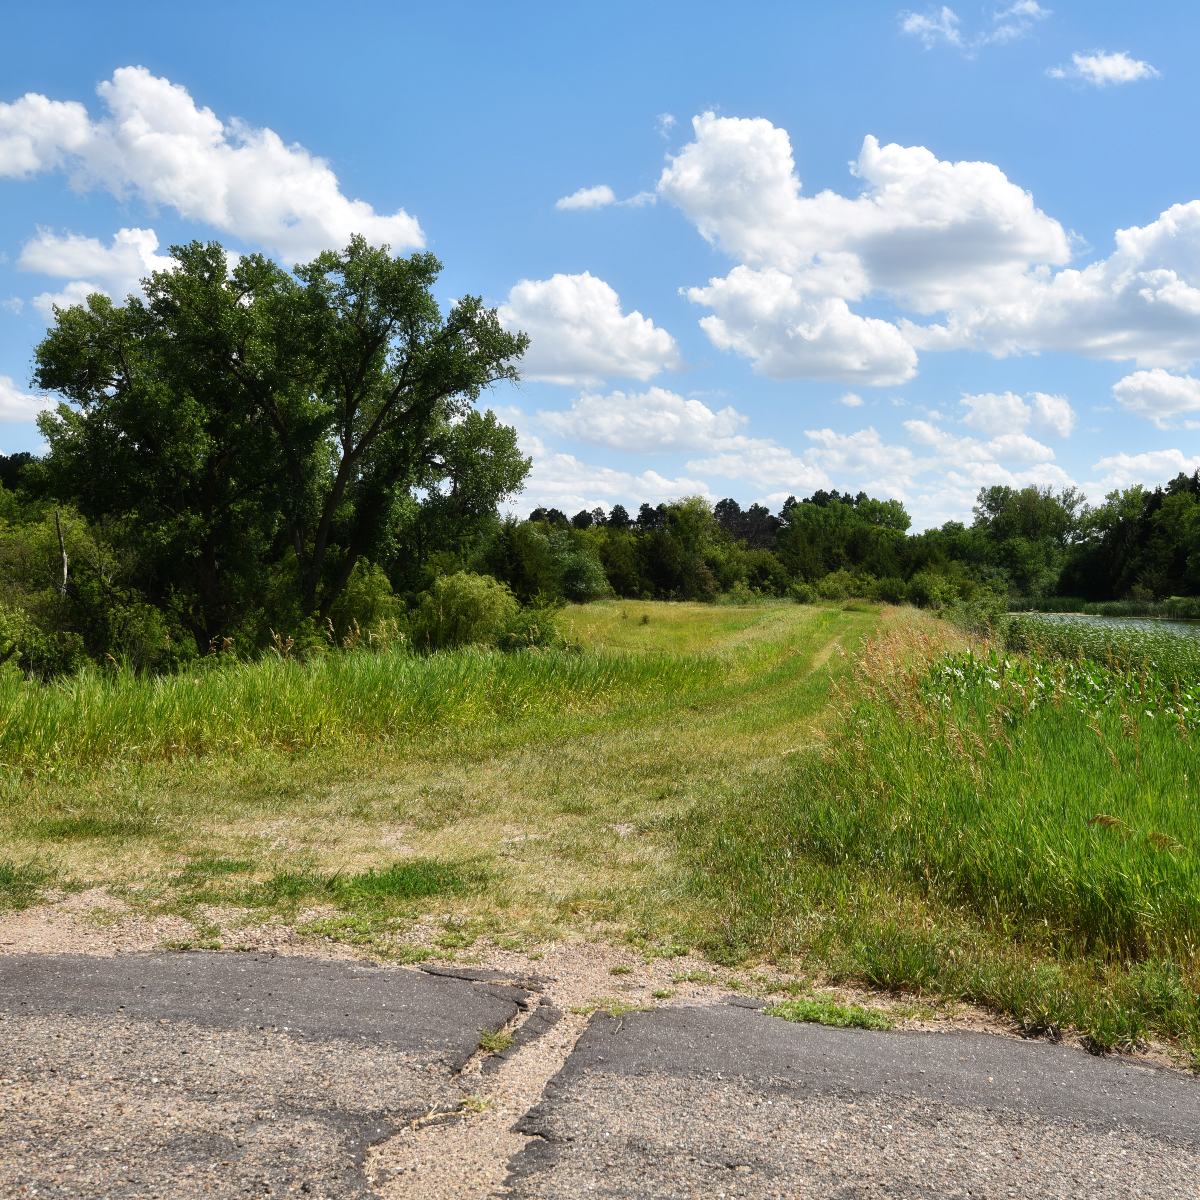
[32,237,529,649]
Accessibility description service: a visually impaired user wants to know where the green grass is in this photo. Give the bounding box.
[686,618,1200,1053]
[0,644,718,770]
[0,859,51,910]
[0,599,875,954]
[765,998,892,1030]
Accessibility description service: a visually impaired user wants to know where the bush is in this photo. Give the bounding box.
[789,581,817,604]
[871,575,908,605]
[409,573,519,650]
[327,559,402,645]
[816,570,855,601]
[557,546,610,602]
[906,571,958,609]
[496,601,562,650]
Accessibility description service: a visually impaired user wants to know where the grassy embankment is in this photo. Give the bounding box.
[0,601,875,954]
[5,599,1200,1056]
[690,611,1200,1054]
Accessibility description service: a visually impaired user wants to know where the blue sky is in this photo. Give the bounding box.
[1,0,1198,528]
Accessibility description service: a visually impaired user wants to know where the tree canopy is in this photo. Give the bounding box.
[30,237,529,651]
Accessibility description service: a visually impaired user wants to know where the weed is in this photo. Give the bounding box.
[459,1094,495,1113]
[651,988,676,999]
[765,998,892,1030]
[0,859,51,910]
[569,997,650,1016]
[478,1028,513,1053]
[672,969,721,984]
[609,964,634,975]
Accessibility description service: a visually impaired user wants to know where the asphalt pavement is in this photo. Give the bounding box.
[0,952,533,1198]
[3,955,1199,1199]
[506,1000,1200,1198]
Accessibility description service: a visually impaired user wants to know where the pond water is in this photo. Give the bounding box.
[1015,612,1200,638]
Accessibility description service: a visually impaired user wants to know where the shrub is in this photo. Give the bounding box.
[816,570,855,601]
[557,545,610,602]
[496,601,562,650]
[871,575,908,604]
[906,571,958,609]
[789,581,817,604]
[409,573,519,650]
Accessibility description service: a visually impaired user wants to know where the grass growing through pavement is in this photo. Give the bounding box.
[764,998,892,1030]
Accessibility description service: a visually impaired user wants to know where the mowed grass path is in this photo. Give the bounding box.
[0,600,879,944]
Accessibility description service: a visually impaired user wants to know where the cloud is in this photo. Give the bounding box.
[900,3,1049,53]
[19,226,174,315]
[1030,392,1075,436]
[555,184,655,210]
[906,417,1054,464]
[662,110,1200,378]
[540,387,746,451]
[1089,448,1200,492]
[0,376,52,421]
[1112,369,1200,428]
[659,113,1085,382]
[0,66,422,262]
[1,297,22,314]
[906,200,1200,366]
[656,114,677,138]
[556,185,616,211]
[837,391,864,407]
[959,390,1032,437]
[1048,51,1159,87]
[498,272,683,385]
[900,7,962,48]
[688,270,919,386]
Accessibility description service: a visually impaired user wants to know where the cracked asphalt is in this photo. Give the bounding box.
[507,1002,1200,1198]
[3,953,1200,1199]
[0,953,529,1198]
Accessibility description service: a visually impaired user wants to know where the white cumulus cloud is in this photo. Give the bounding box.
[1089,449,1200,492]
[1030,392,1076,436]
[0,66,422,262]
[0,376,52,422]
[556,185,616,211]
[661,110,1200,381]
[659,113,1069,382]
[498,272,683,385]
[19,226,174,316]
[1048,51,1160,87]
[1112,369,1200,428]
[540,387,746,451]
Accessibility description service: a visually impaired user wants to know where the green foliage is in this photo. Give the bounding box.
[409,572,520,650]
[765,997,892,1029]
[906,570,958,609]
[30,237,529,653]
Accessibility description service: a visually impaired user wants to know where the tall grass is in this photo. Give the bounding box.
[1006,611,1200,681]
[685,619,1200,1049]
[797,633,1200,958]
[0,647,719,770]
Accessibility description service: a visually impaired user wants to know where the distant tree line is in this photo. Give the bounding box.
[0,234,1197,676]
